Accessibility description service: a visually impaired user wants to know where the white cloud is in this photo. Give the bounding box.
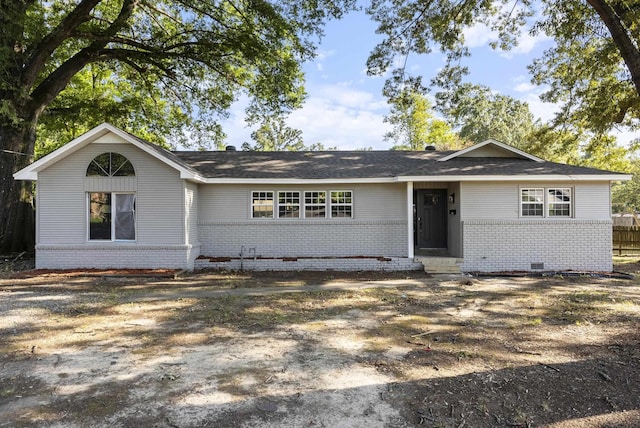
[513,82,537,93]
[288,83,391,149]
[501,32,552,58]
[463,23,499,48]
[221,84,391,150]
[288,96,390,150]
[521,93,558,123]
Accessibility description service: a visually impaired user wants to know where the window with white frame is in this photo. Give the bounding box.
[278,191,300,218]
[520,187,572,218]
[252,191,274,218]
[304,191,326,218]
[86,153,135,176]
[547,188,571,217]
[88,192,136,240]
[521,188,544,217]
[330,190,353,218]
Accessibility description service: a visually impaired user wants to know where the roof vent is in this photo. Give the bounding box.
[225,145,236,151]
[425,145,436,151]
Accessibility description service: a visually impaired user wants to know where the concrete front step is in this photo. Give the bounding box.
[414,256,463,274]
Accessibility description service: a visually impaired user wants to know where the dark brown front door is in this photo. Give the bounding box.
[415,189,447,249]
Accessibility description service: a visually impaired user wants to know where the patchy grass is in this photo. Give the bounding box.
[1,271,640,427]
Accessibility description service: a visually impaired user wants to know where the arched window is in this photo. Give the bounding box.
[86,152,135,177]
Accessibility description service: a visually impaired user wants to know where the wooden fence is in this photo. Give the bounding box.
[613,226,640,255]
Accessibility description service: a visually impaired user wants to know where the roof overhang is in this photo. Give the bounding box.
[398,174,632,182]
[197,174,631,184]
[13,123,204,182]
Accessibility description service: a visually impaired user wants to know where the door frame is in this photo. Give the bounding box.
[413,188,448,251]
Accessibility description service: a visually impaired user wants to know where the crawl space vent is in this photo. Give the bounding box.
[531,262,544,270]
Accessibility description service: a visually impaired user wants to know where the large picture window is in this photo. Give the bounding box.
[520,187,572,218]
[89,193,136,240]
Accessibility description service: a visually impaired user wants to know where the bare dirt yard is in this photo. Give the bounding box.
[1,256,640,427]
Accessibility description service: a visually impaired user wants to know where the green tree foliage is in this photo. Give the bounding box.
[0,0,354,251]
[36,63,194,158]
[242,115,305,151]
[242,115,336,151]
[437,83,535,148]
[366,0,640,133]
[529,1,640,133]
[384,89,464,150]
[527,127,633,172]
[613,158,640,212]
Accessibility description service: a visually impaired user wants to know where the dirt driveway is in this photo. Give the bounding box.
[1,263,640,427]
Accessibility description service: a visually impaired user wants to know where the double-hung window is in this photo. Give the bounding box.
[547,188,571,217]
[304,191,326,218]
[251,190,353,219]
[521,188,544,217]
[520,187,572,218]
[88,193,136,241]
[278,191,300,218]
[330,190,353,218]
[252,191,274,218]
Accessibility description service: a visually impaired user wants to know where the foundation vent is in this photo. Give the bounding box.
[531,262,544,270]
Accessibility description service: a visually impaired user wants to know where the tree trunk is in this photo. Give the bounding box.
[0,123,36,253]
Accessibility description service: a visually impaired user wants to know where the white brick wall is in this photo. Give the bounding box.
[36,244,198,269]
[194,256,423,271]
[460,220,612,272]
[198,220,407,257]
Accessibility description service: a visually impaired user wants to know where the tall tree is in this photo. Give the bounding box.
[0,0,354,252]
[527,125,633,172]
[36,63,194,157]
[613,157,640,213]
[385,88,463,150]
[366,0,640,132]
[437,83,535,148]
[242,115,305,151]
[241,114,337,151]
[529,1,640,132]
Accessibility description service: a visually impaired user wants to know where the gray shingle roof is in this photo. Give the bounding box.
[170,150,625,179]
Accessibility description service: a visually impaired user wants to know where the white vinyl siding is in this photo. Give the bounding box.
[185,182,199,245]
[574,182,611,220]
[460,182,519,219]
[37,140,184,246]
[461,181,610,221]
[198,183,407,257]
[199,183,406,222]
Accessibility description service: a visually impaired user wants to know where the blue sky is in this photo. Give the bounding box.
[222,9,633,150]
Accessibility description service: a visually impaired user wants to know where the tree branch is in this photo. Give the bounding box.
[587,0,640,98]
[21,0,102,89]
[28,0,140,114]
